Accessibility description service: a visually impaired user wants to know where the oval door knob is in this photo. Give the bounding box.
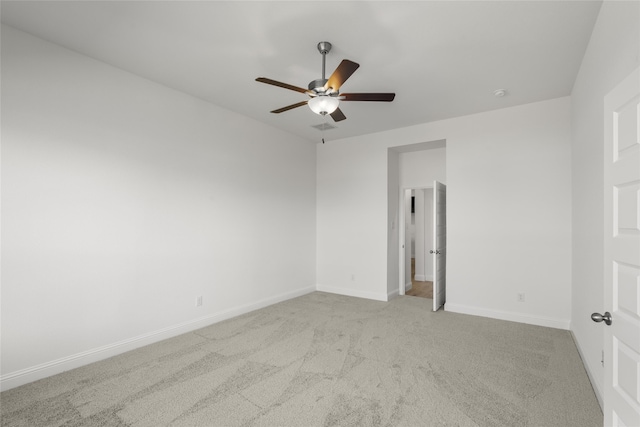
[430,250,435,254]
[430,250,441,254]
[591,312,612,326]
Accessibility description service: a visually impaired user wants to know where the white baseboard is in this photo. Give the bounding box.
[387,288,399,300]
[405,281,413,291]
[445,303,571,330]
[570,330,603,410]
[414,274,426,282]
[0,286,315,391]
[316,284,388,302]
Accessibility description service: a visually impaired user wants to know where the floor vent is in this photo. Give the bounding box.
[311,123,336,131]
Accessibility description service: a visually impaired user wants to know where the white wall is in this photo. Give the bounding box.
[399,147,446,189]
[316,136,390,301]
[445,99,572,328]
[0,26,317,390]
[570,0,640,406]
[386,149,400,298]
[317,97,572,328]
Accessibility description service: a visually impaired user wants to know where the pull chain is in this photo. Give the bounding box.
[322,115,327,144]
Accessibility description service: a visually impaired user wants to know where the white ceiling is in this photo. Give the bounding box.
[1,1,602,143]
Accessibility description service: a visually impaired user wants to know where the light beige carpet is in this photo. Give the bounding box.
[1,292,602,426]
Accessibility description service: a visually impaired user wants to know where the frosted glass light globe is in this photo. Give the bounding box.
[308,95,339,115]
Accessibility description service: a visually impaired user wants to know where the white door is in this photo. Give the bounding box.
[432,181,446,311]
[600,67,640,426]
[405,189,412,292]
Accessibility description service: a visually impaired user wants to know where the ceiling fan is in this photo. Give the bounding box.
[256,41,395,122]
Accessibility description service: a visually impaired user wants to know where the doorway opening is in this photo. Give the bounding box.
[404,188,434,300]
[386,139,446,307]
[398,181,446,311]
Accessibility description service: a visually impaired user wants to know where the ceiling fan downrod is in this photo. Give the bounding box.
[317,41,331,81]
[309,42,332,94]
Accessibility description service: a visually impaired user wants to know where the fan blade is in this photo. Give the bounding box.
[330,107,347,122]
[340,93,395,102]
[325,60,360,92]
[271,101,308,114]
[256,77,309,94]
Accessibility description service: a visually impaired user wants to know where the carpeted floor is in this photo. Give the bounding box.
[0,292,602,426]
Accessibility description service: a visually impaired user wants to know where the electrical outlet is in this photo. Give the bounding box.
[196,296,203,307]
[517,293,525,302]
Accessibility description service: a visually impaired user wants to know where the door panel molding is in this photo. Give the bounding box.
[603,66,640,426]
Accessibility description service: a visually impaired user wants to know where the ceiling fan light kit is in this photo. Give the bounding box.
[256,41,395,123]
[308,95,339,115]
